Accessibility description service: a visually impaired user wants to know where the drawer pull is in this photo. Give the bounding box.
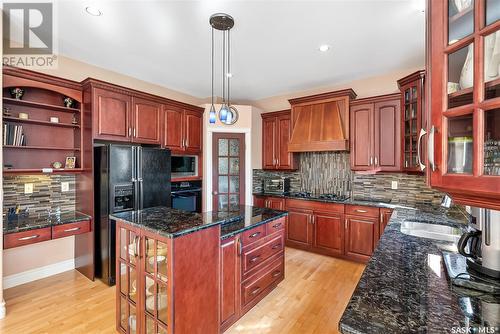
[249,231,261,239]
[355,209,368,213]
[63,227,81,232]
[250,256,260,263]
[251,287,261,295]
[18,234,39,241]
[272,223,282,229]
[271,243,281,250]
[272,270,281,278]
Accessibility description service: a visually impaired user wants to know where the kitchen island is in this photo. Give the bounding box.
[110,205,287,334]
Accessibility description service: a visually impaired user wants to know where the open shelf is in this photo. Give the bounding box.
[448,86,473,98]
[3,145,80,151]
[3,116,80,128]
[3,168,84,174]
[3,97,80,113]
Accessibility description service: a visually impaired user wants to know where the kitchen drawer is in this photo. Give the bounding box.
[266,217,285,235]
[241,224,267,246]
[345,205,379,218]
[286,198,344,213]
[4,227,51,249]
[243,234,284,274]
[242,256,284,307]
[52,220,91,239]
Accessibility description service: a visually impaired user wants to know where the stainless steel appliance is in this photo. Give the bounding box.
[458,207,500,279]
[171,155,198,178]
[263,177,290,195]
[171,180,202,213]
[94,144,171,285]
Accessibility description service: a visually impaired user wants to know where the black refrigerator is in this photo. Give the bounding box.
[94,144,171,285]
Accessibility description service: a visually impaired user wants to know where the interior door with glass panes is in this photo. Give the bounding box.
[212,133,246,211]
[429,0,500,205]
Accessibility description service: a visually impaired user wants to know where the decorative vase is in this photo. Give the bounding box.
[63,97,74,108]
[485,31,500,82]
[9,87,24,100]
[454,0,472,12]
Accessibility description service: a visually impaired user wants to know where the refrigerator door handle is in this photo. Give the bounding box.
[131,146,137,182]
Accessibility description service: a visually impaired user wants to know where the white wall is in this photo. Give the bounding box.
[202,104,262,211]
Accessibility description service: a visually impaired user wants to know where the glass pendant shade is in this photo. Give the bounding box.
[209,104,216,124]
[225,109,233,124]
[219,104,229,122]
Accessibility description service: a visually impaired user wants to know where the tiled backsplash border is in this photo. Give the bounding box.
[3,175,76,215]
[253,152,447,206]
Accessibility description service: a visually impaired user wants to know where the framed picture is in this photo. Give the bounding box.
[65,156,76,169]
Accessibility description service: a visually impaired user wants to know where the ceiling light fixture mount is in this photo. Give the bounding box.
[209,13,239,125]
[319,44,330,52]
[85,6,102,16]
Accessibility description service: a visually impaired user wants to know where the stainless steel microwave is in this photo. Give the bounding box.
[171,155,198,178]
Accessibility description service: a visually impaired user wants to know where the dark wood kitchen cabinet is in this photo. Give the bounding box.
[379,208,393,235]
[285,199,345,257]
[350,94,401,172]
[398,70,426,172]
[163,105,203,154]
[261,110,298,170]
[427,1,500,210]
[220,236,241,332]
[219,218,285,332]
[85,80,161,145]
[92,87,132,142]
[252,195,285,210]
[115,220,219,334]
[344,215,379,263]
[312,210,344,256]
[132,97,161,145]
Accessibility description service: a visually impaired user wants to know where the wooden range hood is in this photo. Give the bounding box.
[288,89,357,152]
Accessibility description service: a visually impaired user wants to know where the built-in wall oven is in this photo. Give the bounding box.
[171,180,202,213]
[171,155,198,178]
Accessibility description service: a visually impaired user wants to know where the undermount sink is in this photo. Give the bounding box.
[400,221,462,243]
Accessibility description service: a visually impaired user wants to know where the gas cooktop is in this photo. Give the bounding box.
[288,192,350,202]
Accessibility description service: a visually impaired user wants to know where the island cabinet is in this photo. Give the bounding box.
[427,1,500,209]
[116,221,220,334]
[162,105,203,154]
[220,217,286,332]
[261,110,298,170]
[350,94,402,172]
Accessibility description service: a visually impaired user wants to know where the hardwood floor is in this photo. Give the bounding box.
[0,248,364,334]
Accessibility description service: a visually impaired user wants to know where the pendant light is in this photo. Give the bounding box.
[209,13,239,125]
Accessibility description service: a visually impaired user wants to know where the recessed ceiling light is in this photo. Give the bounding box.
[319,44,330,52]
[85,6,102,16]
[226,73,233,78]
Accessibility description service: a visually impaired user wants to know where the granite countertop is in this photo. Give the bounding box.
[339,205,500,334]
[110,205,287,239]
[3,211,91,234]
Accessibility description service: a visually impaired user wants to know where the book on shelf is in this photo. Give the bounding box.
[3,123,26,146]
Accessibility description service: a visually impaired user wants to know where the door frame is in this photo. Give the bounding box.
[212,132,246,211]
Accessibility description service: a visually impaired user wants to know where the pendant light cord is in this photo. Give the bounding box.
[228,29,230,106]
[211,27,214,107]
[222,29,226,104]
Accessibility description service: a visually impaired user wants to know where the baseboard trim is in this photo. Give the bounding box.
[0,300,5,319]
[3,259,75,289]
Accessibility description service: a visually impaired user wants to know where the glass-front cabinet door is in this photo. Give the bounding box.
[429,0,500,208]
[117,225,141,334]
[398,70,426,172]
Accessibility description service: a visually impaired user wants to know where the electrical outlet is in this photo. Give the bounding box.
[391,181,398,190]
[24,183,34,194]
[61,182,70,192]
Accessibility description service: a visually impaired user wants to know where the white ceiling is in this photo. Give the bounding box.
[56,0,425,101]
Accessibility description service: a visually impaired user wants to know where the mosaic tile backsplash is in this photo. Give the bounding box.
[3,175,76,215]
[253,152,447,206]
